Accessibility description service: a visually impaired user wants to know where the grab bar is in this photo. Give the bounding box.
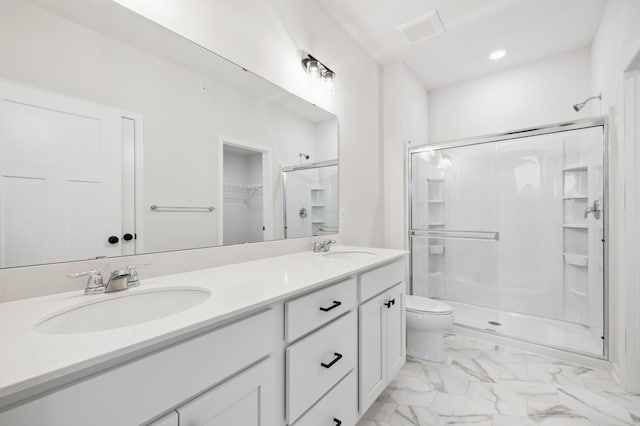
[150,205,215,212]
[411,230,499,241]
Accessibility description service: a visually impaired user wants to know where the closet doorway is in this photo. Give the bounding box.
[218,137,273,245]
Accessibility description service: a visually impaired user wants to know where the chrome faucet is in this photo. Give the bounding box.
[68,264,149,294]
[313,239,337,253]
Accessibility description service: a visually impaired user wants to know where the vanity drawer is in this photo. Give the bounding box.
[359,260,405,302]
[285,277,357,342]
[294,371,357,426]
[286,311,357,424]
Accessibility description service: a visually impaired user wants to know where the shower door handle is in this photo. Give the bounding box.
[584,200,601,220]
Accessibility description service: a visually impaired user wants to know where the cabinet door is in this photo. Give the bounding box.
[358,293,387,413]
[148,411,178,426]
[177,358,275,426]
[386,283,406,380]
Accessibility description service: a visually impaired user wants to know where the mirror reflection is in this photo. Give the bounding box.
[0,0,338,268]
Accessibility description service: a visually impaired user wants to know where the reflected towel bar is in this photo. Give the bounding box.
[150,205,215,212]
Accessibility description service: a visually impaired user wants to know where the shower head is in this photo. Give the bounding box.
[573,93,602,112]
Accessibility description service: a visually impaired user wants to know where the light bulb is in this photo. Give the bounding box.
[306,60,320,79]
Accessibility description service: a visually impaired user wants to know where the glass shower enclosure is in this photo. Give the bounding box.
[409,118,607,358]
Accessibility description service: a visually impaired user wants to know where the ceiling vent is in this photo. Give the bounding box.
[396,11,445,44]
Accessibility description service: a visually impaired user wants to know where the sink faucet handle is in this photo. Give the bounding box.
[126,263,151,288]
[67,270,105,295]
[324,239,337,250]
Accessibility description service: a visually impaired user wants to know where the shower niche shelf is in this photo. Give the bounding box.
[564,253,588,267]
[310,187,325,235]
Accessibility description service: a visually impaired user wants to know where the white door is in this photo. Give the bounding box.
[177,358,276,426]
[386,283,406,379]
[0,81,122,267]
[358,292,387,413]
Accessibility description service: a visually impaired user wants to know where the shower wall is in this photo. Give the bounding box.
[412,126,604,332]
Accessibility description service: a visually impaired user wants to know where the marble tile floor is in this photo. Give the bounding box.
[358,332,640,426]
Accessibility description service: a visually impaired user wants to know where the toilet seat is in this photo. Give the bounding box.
[406,295,453,315]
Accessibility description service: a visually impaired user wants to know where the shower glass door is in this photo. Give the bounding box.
[410,123,606,358]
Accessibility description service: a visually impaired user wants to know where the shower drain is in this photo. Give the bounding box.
[488,321,502,326]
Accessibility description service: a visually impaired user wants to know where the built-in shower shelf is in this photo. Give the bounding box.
[563,195,588,200]
[564,253,588,267]
[428,223,445,227]
[311,220,325,224]
[311,203,324,207]
[427,178,444,182]
[563,224,588,229]
[570,288,589,297]
[428,245,445,254]
[428,200,445,203]
[310,188,324,191]
[563,165,588,172]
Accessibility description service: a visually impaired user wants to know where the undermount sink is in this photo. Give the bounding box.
[35,287,211,334]
[322,251,377,261]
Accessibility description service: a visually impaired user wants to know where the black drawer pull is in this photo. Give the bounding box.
[320,300,342,312]
[333,419,342,426]
[321,352,343,369]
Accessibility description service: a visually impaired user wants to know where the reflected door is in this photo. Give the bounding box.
[0,81,122,267]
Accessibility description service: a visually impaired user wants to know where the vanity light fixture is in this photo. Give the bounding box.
[301,53,335,83]
[489,49,507,60]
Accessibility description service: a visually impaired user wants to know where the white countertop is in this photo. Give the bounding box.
[0,246,406,408]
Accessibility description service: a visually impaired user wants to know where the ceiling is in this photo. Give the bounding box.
[316,0,607,89]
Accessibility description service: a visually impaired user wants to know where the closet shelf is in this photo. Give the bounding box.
[223,182,262,202]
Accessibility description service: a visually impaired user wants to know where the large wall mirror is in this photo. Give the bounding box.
[0,0,338,268]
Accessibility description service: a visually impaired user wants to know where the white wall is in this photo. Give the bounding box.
[428,48,593,143]
[589,0,640,390]
[382,63,429,250]
[0,0,381,302]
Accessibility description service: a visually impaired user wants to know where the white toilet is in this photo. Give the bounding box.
[406,295,454,363]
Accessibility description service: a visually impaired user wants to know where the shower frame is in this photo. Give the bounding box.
[407,116,610,360]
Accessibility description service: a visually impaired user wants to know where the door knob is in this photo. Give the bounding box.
[108,236,119,244]
[123,233,134,241]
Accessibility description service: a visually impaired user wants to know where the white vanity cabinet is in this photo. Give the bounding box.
[0,310,277,426]
[0,252,407,426]
[176,358,276,426]
[285,277,358,425]
[358,262,406,413]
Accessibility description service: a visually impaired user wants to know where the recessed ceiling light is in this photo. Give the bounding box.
[489,49,507,60]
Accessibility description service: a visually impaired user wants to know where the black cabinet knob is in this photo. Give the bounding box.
[333,419,342,426]
[123,233,134,241]
[108,236,119,244]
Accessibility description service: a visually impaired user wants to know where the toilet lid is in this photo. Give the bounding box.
[406,295,453,314]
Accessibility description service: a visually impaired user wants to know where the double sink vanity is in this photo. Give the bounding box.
[0,246,407,426]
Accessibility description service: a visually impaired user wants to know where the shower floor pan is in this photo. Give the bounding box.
[443,300,603,357]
